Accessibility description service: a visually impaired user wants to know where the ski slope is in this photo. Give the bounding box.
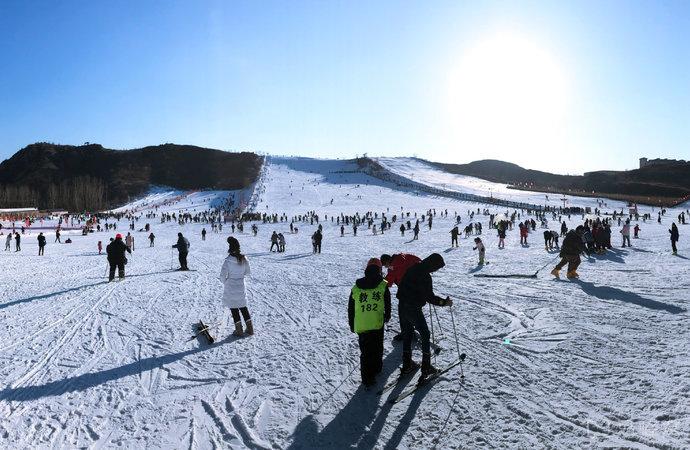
[0,156,689,449]
[375,157,628,211]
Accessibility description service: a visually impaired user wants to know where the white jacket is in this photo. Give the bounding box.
[219,255,251,308]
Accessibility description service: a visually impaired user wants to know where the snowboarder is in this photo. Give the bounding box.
[37,232,46,255]
[473,237,485,265]
[172,232,190,270]
[396,254,453,377]
[551,226,586,279]
[220,236,253,336]
[348,258,391,387]
[106,234,131,281]
[670,223,679,255]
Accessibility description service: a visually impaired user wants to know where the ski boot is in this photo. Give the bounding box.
[550,268,560,278]
[401,352,420,375]
[566,270,579,279]
[420,352,439,379]
[232,321,244,336]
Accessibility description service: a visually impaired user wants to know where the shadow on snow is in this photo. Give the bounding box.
[574,280,686,314]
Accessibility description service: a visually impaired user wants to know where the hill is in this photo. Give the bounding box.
[0,143,263,211]
[430,159,690,206]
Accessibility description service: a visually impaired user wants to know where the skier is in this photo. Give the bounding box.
[220,236,253,336]
[551,226,586,279]
[497,226,506,249]
[396,253,453,377]
[106,234,131,281]
[348,258,391,386]
[55,229,61,243]
[312,229,322,254]
[473,237,485,265]
[125,232,134,251]
[633,224,640,238]
[450,226,459,247]
[543,230,552,250]
[340,225,345,237]
[202,228,207,241]
[172,232,190,270]
[620,220,631,247]
[399,224,405,236]
[381,253,422,341]
[37,232,46,255]
[413,221,420,240]
[270,231,279,252]
[278,233,286,252]
[14,232,20,252]
[4,233,10,251]
[149,232,155,247]
[669,223,679,255]
[97,240,103,254]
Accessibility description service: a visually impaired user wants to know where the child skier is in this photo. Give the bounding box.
[473,237,485,265]
[348,258,391,387]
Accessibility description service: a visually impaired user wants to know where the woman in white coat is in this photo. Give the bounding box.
[220,237,253,336]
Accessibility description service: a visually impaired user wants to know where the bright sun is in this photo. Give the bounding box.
[447,31,570,165]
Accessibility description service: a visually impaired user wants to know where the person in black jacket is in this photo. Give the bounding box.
[396,253,453,377]
[172,232,190,270]
[106,233,131,281]
[551,226,586,279]
[37,232,46,255]
[348,258,391,386]
[670,222,680,255]
[312,229,322,254]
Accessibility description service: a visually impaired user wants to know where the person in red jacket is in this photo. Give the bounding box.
[381,253,421,341]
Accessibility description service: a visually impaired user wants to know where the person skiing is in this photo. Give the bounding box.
[633,224,640,238]
[97,240,103,254]
[106,233,131,281]
[270,231,279,252]
[37,232,46,255]
[399,224,405,236]
[4,233,11,251]
[381,253,422,341]
[413,221,420,240]
[620,220,631,247]
[201,228,207,241]
[497,226,506,249]
[450,226,459,247]
[543,230,552,250]
[348,258,391,387]
[278,233,286,252]
[551,226,586,279]
[149,232,155,247]
[220,236,253,336]
[14,232,21,252]
[312,229,322,254]
[396,253,453,377]
[473,237,485,265]
[55,229,61,243]
[125,232,134,251]
[172,232,190,270]
[669,222,679,255]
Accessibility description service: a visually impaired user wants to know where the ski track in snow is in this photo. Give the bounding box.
[0,156,689,449]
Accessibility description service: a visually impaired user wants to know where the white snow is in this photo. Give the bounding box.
[0,156,689,449]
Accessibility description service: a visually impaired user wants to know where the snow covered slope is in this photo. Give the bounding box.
[0,157,688,448]
[375,157,628,210]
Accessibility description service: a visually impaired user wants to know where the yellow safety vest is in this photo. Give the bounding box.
[351,281,387,333]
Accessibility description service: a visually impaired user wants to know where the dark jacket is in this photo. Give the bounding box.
[173,236,190,254]
[312,230,322,244]
[396,253,446,309]
[106,238,131,263]
[560,230,585,257]
[37,235,46,246]
[348,266,391,332]
[670,225,679,241]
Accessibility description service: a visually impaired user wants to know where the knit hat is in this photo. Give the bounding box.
[367,257,382,269]
[115,233,122,239]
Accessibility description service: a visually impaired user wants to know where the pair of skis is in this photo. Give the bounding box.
[189,320,216,344]
[385,353,466,404]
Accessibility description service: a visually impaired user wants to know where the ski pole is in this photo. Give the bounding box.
[170,248,173,270]
[428,303,436,363]
[432,304,445,340]
[449,304,463,363]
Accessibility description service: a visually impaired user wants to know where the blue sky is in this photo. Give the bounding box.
[1,0,688,173]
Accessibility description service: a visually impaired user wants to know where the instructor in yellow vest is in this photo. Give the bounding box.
[348,258,391,387]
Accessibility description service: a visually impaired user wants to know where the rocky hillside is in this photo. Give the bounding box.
[0,143,263,210]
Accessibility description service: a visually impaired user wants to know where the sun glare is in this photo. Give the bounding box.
[447,31,571,166]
